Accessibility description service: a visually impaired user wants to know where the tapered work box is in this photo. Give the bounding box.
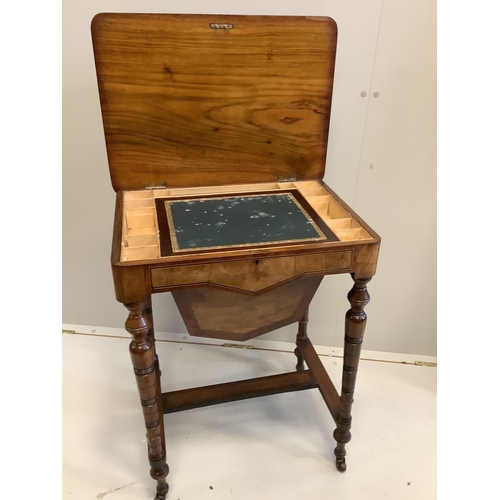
[92,13,380,499]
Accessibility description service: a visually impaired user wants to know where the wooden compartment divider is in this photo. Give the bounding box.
[120,180,374,262]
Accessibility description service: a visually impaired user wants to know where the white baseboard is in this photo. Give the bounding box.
[62,323,437,366]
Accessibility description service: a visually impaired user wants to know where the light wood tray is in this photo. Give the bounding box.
[121,180,374,262]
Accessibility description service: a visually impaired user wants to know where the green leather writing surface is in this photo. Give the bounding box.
[165,193,327,252]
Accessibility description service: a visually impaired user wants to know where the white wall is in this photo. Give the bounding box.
[62,0,436,355]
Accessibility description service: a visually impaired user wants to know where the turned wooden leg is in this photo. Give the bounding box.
[294,307,309,371]
[334,276,371,472]
[125,302,169,500]
[144,296,161,376]
[144,295,156,344]
[143,295,167,492]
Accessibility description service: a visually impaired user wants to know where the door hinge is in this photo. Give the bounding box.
[415,361,437,367]
[145,183,167,190]
[62,329,76,334]
[223,343,254,350]
[277,175,297,183]
[210,23,233,30]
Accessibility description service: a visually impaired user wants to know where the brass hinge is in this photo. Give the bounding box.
[223,343,254,350]
[62,329,76,335]
[145,183,167,190]
[277,175,297,183]
[210,23,233,30]
[415,361,437,367]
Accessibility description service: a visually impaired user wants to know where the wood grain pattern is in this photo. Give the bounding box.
[91,14,337,191]
[162,370,318,414]
[172,276,322,341]
[333,276,371,472]
[294,307,309,370]
[296,336,342,420]
[124,302,169,499]
[111,242,375,303]
[201,257,296,292]
[320,181,381,278]
[151,264,211,288]
[150,251,351,292]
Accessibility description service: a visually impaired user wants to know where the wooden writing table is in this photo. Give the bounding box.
[92,13,380,499]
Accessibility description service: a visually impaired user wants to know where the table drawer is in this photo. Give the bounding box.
[151,250,352,292]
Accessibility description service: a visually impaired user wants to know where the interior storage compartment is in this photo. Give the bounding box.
[121,192,159,261]
[119,180,374,262]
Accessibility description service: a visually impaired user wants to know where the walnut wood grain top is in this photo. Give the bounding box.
[91,14,337,191]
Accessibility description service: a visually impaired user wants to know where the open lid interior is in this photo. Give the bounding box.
[92,14,337,191]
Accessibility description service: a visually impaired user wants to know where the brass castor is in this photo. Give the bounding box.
[336,458,347,472]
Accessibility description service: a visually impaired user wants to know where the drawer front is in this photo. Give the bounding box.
[150,250,352,292]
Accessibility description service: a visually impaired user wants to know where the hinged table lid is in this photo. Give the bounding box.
[92,14,337,191]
